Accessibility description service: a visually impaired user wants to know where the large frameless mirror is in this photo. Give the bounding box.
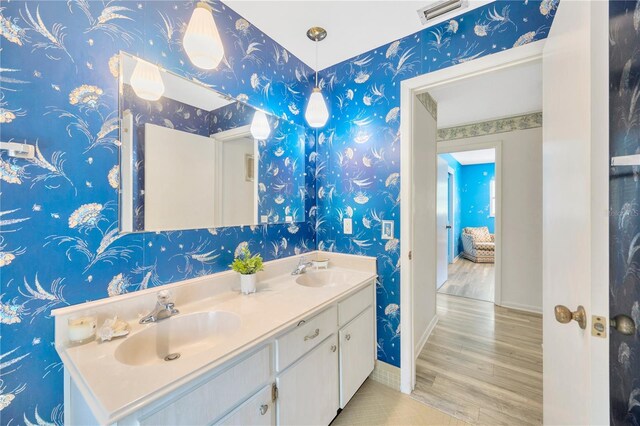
[118,52,306,233]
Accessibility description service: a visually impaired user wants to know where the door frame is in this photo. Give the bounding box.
[399,41,545,393]
[447,166,455,264]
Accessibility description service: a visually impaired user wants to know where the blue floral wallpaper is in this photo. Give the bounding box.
[0,1,317,423]
[609,1,640,424]
[315,0,557,367]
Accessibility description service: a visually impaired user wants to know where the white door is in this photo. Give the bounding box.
[339,307,375,408]
[277,334,339,425]
[436,157,449,288]
[542,1,609,424]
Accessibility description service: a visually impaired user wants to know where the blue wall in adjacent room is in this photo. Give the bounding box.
[315,0,556,367]
[0,1,316,423]
[460,163,495,235]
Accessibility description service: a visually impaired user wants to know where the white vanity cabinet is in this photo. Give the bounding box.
[276,334,339,426]
[62,276,376,426]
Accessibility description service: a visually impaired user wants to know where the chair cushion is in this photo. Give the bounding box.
[474,241,495,251]
[464,226,492,243]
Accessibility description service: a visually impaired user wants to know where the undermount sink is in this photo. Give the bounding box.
[295,270,350,288]
[115,311,241,366]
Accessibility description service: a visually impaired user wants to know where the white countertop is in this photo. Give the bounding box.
[53,251,376,424]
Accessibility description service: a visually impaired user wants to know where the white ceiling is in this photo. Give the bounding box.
[449,148,495,165]
[429,59,542,128]
[222,0,493,70]
[122,54,233,111]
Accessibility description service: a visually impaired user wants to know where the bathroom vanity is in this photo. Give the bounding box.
[53,252,377,425]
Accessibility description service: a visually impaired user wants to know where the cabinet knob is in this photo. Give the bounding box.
[345,334,351,341]
[259,404,269,415]
[330,344,337,352]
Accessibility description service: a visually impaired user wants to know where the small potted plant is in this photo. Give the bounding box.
[230,247,264,294]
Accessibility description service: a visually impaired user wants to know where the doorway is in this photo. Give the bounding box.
[437,149,496,303]
[400,42,544,424]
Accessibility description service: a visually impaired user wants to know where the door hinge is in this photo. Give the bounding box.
[408,250,412,260]
[271,382,278,402]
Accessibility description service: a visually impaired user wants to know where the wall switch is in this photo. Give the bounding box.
[261,215,269,223]
[343,218,353,235]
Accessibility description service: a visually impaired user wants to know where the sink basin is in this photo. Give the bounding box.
[115,311,241,366]
[295,270,351,288]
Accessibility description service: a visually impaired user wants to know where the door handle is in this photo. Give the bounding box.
[445,225,452,229]
[554,305,587,329]
[611,314,636,335]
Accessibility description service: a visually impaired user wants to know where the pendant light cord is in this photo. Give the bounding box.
[315,40,319,88]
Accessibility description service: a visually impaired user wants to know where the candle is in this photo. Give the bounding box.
[68,316,97,343]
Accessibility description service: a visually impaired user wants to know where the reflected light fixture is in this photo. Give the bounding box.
[251,110,271,140]
[184,2,224,70]
[304,27,329,128]
[130,58,165,101]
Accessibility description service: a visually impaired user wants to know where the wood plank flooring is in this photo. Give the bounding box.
[438,259,495,302]
[411,294,543,425]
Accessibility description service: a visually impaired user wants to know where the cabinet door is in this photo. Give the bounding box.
[277,334,339,426]
[339,307,374,408]
[216,385,274,426]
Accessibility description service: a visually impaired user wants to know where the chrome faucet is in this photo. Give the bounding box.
[139,290,179,324]
[292,257,313,275]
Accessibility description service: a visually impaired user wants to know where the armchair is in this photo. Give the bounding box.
[461,226,495,263]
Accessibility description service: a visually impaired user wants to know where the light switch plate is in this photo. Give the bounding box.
[381,220,394,240]
[343,218,353,235]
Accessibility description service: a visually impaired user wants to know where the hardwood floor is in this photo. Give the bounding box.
[438,259,495,302]
[411,294,543,425]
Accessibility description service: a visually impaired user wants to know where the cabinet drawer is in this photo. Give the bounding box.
[276,306,337,371]
[215,384,275,426]
[338,283,374,327]
[139,345,272,426]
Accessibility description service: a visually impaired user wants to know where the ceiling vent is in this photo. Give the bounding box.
[417,0,467,25]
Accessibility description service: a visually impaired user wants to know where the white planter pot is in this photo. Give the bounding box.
[240,273,257,294]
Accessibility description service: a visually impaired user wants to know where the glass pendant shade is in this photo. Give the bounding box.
[183,3,224,70]
[130,59,165,101]
[305,87,329,128]
[250,110,271,140]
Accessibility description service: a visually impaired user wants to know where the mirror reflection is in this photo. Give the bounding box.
[118,52,306,233]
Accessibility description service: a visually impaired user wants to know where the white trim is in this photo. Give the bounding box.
[399,40,545,394]
[210,124,251,141]
[414,315,438,360]
[447,166,455,264]
[438,140,502,306]
[498,300,543,315]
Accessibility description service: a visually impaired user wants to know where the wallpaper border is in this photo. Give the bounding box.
[437,111,543,141]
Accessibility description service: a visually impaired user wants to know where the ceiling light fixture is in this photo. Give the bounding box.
[130,58,165,101]
[304,27,329,129]
[184,2,225,70]
[250,110,271,140]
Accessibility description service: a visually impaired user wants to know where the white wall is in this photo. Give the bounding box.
[440,127,543,312]
[412,95,438,355]
[219,137,256,227]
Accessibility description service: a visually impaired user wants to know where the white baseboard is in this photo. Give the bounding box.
[414,315,438,359]
[498,300,542,314]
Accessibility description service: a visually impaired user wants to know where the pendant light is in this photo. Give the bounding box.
[130,58,165,101]
[183,2,224,70]
[250,110,271,140]
[304,27,329,128]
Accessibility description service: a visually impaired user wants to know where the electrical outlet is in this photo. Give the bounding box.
[343,218,353,235]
